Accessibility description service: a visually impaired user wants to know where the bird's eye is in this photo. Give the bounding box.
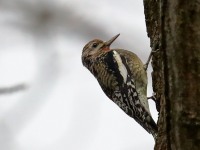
[92,43,98,48]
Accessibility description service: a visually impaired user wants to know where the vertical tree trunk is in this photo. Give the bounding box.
[143,0,169,149]
[143,0,200,150]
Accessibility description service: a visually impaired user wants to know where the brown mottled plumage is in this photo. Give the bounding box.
[82,34,157,139]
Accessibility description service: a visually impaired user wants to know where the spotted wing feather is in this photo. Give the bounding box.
[93,50,157,135]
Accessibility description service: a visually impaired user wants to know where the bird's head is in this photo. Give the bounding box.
[82,34,120,66]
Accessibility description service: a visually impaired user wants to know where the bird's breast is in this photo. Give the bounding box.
[91,50,129,92]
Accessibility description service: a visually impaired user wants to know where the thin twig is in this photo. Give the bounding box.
[0,84,27,95]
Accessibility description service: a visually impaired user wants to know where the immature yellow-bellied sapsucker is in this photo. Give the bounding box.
[81,34,157,138]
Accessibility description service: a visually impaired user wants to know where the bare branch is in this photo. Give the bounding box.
[0,84,27,94]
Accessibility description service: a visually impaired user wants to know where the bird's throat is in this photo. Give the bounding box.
[102,46,110,51]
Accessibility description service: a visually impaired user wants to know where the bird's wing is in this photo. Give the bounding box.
[109,49,157,134]
[114,49,150,112]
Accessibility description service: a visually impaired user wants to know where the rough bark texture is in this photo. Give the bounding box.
[144,0,200,150]
[143,0,169,149]
[163,1,200,150]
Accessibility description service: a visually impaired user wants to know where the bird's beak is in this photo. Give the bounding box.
[104,34,120,46]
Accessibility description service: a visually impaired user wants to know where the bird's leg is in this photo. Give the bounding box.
[144,44,159,71]
[147,95,156,102]
[148,93,160,112]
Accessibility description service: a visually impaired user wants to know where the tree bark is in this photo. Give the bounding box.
[143,0,200,150]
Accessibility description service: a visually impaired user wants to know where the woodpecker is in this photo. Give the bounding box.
[82,34,157,138]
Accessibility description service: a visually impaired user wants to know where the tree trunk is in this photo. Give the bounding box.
[143,0,200,150]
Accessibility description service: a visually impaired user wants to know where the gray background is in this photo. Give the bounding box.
[0,0,157,149]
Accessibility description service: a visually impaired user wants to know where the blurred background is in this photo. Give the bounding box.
[0,0,158,150]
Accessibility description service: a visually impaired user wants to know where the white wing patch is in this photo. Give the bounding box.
[113,50,128,83]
